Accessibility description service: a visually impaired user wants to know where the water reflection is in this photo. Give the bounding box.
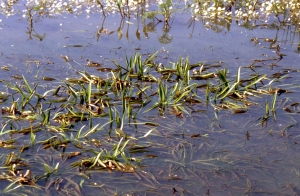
[1,0,298,45]
[158,24,172,44]
[25,8,46,41]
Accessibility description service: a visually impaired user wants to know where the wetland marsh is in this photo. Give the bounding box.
[0,0,299,195]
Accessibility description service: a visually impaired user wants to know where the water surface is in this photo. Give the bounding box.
[0,1,300,195]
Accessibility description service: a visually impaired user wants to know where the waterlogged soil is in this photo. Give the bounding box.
[0,2,300,196]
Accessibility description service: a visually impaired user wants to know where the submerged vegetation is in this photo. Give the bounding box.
[0,50,299,194]
[0,0,299,195]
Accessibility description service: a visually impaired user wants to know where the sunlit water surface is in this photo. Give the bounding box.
[0,1,300,195]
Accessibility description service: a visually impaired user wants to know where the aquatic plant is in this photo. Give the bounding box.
[0,1,299,194]
[0,49,298,194]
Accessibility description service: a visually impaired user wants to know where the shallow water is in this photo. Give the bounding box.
[0,1,300,195]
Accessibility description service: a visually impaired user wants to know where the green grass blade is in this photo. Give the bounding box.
[113,137,123,157]
[75,125,86,139]
[87,81,92,104]
[271,90,277,112]
[219,82,239,99]
[245,74,266,89]
[22,75,33,93]
[82,123,100,137]
[265,100,269,118]
[144,51,158,65]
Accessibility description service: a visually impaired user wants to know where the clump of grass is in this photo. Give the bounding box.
[0,51,295,194]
